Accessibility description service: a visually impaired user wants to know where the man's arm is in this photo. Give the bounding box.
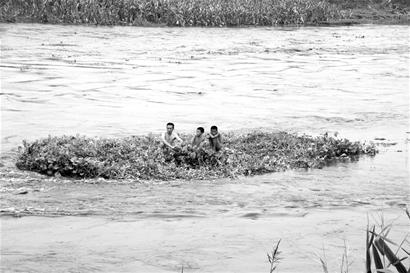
[199,137,206,148]
[217,134,222,142]
[174,132,183,143]
[215,134,223,151]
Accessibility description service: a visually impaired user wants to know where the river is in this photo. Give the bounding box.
[0,24,409,272]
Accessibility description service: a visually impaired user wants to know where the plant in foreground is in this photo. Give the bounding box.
[267,239,281,272]
[317,211,410,273]
[366,224,409,273]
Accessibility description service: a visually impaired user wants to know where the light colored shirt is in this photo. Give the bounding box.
[161,131,182,148]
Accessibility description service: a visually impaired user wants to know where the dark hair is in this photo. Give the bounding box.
[197,127,204,133]
[210,125,218,131]
[166,122,175,128]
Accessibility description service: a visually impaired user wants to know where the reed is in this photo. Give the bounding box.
[318,212,410,273]
[267,240,281,272]
[365,214,409,273]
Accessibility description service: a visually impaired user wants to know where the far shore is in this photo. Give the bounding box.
[1,0,408,27]
[2,15,409,27]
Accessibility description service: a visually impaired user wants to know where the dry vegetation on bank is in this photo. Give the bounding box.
[1,0,408,26]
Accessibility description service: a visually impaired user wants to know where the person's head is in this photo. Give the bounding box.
[196,127,204,136]
[210,125,218,135]
[166,122,175,134]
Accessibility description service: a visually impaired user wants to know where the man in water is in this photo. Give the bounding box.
[161,122,183,149]
[207,125,222,152]
[191,127,206,149]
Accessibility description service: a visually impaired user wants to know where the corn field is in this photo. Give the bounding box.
[0,0,346,26]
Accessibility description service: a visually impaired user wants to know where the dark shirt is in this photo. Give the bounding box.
[208,133,222,152]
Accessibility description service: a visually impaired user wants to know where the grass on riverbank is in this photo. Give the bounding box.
[16,131,377,180]
[1,0,408,26]
[1,0,346,26]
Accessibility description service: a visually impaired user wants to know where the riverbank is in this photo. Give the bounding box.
[0,0,408,26]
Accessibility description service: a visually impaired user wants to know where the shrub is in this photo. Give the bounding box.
[16,131,377,180]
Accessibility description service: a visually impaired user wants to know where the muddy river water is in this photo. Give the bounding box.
[0,24,409,272]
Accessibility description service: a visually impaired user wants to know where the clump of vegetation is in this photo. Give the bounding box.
[0,0,347,26]
[318,211,410,273]
[328,0,409,24]
[328,0,408,10]
[364,221,409,273]
[16,131,377,180]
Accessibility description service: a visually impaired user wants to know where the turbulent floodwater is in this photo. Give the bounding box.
[1,24,409,149]
[0,24,409,273]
